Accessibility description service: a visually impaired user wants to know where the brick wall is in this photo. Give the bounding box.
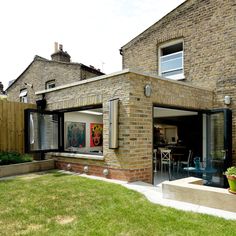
[7,57,103,103]
[121,0,236,163]
[121,0,235,90]
[42,71,213,183]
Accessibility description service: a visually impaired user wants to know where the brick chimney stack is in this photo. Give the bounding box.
[51,42,71,62]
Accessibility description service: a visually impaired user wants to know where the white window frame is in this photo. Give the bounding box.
[46,80,56,89]
[158,39,184,80]
[19,89,27,103]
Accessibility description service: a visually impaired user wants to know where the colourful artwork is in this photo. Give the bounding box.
[66,122,86,148]
[90,123,103,147]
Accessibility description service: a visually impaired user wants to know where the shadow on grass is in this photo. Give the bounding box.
[50,170,75,178]
[0,170,70,183]
[0,178,16,183]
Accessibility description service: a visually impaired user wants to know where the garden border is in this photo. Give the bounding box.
[0,159,55,178]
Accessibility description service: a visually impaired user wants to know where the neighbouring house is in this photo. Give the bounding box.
[0,82,7,100]
[12,0,236,187]
[0,82,4,94]
[6,43,104,103]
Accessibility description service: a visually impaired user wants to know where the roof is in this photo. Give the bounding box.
[6,55,105,91]
[36,68,213,95]
[120,0,189,51]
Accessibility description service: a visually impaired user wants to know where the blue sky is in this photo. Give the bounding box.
[0,0,185,89]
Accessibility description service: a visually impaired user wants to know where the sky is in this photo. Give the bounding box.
[0,0,185,90]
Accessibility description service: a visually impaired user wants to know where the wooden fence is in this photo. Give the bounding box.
[0,100,36,154]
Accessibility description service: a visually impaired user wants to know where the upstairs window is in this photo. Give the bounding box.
[19,89,27,103]
[45,80,56,89]
[159,40,184,80]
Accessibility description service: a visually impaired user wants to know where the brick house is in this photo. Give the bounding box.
[22,0,235,187]
[6,43,104,103]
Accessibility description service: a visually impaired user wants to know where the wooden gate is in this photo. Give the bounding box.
[0,100,36,154]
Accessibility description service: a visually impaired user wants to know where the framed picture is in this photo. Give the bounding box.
[90,123,103,147]
[66,122,86,148]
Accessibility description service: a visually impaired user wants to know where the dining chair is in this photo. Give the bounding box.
[160,149,172,178]
[182,150,193,175]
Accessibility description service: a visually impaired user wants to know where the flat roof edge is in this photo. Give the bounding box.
[35,68,213,95]
[127,70,213,92]
[35,69,131,95]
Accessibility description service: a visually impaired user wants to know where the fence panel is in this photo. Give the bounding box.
[0,100,36,154]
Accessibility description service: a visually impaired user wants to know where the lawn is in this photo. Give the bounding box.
[0,171,235,236]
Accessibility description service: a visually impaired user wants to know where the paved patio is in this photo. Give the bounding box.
[75,172,236,220]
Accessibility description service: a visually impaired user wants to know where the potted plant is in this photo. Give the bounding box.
[225,166,236,194]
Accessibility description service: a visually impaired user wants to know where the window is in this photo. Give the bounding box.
[45,80,56,89]
[25,110,61,152]
[159,40,184,80]
[64,107,103,155]
[19,89,27,103]
[25,106,103,156]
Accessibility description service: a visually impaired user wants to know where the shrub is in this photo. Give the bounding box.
[0,152,33,165]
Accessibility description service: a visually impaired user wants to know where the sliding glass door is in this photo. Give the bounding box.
[25,109,63,152]
[204,109,232,187]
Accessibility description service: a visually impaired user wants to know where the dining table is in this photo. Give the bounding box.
[185,166,217,185]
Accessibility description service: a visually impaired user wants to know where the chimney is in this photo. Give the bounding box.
[54,42,59,53]
[0,82,4,95]
[51,42,71,62]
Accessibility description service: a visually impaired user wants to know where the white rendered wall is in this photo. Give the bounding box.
[64,111,103,153]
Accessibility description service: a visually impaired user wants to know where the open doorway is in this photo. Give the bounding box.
[153,106,200,185]
[25,106,104,156]
[64,108,103,155]
[153,106,232,188]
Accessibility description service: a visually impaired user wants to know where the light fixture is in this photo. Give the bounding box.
[84,165,89,173]
[67,163,72,170]
[103,169,109,176]
[36,98,46,110]
[78,110,103,116]
[224,95,231,105]
[144,84,152,97]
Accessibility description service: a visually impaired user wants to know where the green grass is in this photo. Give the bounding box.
[0,171,235,236]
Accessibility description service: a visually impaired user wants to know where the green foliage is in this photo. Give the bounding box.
[0,151,33,165]
[210,150,225,159]
[225,166,236,176]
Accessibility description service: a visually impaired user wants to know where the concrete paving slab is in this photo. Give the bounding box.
[75,172,236,220]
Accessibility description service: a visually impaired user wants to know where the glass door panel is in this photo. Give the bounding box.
[25,109,63,152]
[206,109,232,187]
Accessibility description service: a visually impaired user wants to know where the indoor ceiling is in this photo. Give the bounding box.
[154,107,198,118]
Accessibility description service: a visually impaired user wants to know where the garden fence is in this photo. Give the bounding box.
[0,100,36,154]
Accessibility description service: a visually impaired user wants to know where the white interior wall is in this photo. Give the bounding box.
[64,111,103,153]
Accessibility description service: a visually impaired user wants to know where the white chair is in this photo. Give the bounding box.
[160,149,172,178]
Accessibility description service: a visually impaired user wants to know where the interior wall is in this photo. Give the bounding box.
[154,115,202,158]
[64,111,103,153]
[154,124,178,144]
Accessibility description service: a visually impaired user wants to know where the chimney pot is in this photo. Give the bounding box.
[59,44,63,51]
[54,42,58,53]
